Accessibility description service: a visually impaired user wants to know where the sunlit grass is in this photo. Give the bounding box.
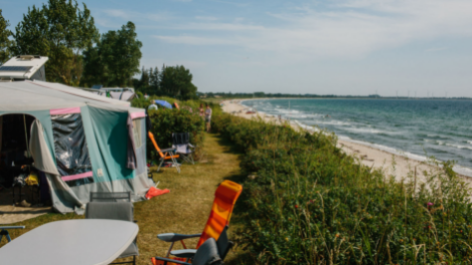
[0,133,246,265]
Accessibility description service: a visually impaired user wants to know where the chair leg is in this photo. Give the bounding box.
[169,152,180,173]
[157,159,164,172]
[133,255,136,265]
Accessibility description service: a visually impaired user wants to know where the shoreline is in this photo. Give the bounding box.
[221,98,472,186]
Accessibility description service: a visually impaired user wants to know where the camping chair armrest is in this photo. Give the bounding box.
[153,257,191,265]
[188,143,195,148]
[157,233,202,243]
[170,249,197,258]
[160,147,176,153]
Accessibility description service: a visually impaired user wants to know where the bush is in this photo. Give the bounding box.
[147,108,204,153]
[131,97,206,162]
[213,113,472,264]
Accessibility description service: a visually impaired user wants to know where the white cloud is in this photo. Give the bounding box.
[172,22,264,31]
[154,35,233,45]
[156,0,472,59]
[102,9,172,22]
[103,9,130,19]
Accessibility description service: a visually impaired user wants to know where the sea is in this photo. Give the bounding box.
[241,98,472,177]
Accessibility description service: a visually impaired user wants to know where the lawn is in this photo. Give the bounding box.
[0,133,246,265]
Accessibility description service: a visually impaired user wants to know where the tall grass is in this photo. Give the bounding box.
[213,113,472,264]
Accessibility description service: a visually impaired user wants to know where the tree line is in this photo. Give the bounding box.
[0,0,198,100]
[134,65,198,100]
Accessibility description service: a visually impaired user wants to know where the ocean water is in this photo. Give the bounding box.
[242,98,472,177]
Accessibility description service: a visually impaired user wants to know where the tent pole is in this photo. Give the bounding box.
[23,115,30,157]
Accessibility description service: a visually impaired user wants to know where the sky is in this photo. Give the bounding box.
[2,0,472,97]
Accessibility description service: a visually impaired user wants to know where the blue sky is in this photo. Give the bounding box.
[2,0,472,97]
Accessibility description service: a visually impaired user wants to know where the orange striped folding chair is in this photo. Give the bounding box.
[148,131,180,173]
[155,180,243,262]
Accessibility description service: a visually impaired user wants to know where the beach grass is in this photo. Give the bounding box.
[0,133,248,265]
[213,111,472,264]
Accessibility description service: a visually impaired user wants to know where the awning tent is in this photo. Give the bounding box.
[0,80,153,213]
[86,87,136,102]
[154,100,173,109]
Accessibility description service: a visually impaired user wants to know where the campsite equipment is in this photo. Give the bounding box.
[154,100,173,109]
[145,186,170,200]
[0,55,47,81]
[0,220,138,265]
[172,133,195,164]
[157,180,242,260]
[0,80,153,213]
[86,87,136,102]
[152,238,222,265]
[90,191,132,202]
[0,226,25,243]
[86,202,139,265]
[148,132,180,173]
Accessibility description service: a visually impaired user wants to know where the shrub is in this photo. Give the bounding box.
[131,97,206,162]
[213,113,472,264]
[147,108,204,149]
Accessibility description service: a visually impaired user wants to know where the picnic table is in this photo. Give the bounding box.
[0,219,138,265]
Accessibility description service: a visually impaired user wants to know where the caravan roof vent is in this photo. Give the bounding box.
[0,55,48,81]
[16,55,38,60]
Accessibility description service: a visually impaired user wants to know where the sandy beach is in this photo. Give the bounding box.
[221,99,472,186]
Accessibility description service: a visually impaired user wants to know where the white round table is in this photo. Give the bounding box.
[0,219,139,265]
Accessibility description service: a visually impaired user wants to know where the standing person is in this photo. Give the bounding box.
[148,100,158,110]
[205,105,212,132]
[199,103,204,118]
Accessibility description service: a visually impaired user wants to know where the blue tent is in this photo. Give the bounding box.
[154,100,173,109]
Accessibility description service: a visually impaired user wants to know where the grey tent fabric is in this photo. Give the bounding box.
[29,120,60,176]
[127,116,137,170]
[110,91,122,99]
[121,91,135,101]
[30,120,85,212]
[0,80,152,214]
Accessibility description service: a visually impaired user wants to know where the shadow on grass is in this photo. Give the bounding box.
[215,132,245,155]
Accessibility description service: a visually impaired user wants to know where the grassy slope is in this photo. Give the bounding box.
[0,133,245,265]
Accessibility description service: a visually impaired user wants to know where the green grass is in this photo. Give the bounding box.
[212,112,472,264]
[0,133,248,265]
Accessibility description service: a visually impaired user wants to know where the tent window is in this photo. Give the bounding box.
[132,119,143,149]
[51,113,93,187]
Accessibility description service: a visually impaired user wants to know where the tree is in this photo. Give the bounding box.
[160,65,198,100]
[149,67,160,95]
[11,6,49,59]
[82,21,142,87]
[134,66,150,93]
[12,0,99,85]
[80,43,105,87]
[0,9,13,64]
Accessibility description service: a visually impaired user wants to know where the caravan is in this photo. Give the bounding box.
[0,57,153,213]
